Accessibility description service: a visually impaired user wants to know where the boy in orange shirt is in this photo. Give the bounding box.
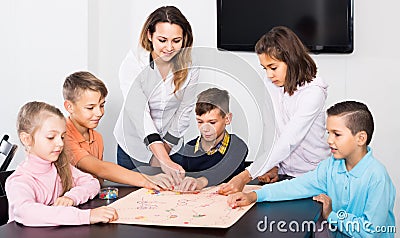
[63,71,172,189]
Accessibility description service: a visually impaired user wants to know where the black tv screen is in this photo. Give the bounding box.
[217,0,354,54]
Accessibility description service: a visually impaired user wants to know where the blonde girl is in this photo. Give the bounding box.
[6,101,117,226]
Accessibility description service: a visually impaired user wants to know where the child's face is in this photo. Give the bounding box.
[67,90,105,130]
[258,53,287,87]
[326,115,358,159]
[29,115,66,162]
[148,22,183,63]
[196,108,231,143]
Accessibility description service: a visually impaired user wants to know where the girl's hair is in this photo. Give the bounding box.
[255,26,317,96]
[17,101,73,195]
[139,6,193,93]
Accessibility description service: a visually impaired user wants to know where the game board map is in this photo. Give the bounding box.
[108,185,261,228]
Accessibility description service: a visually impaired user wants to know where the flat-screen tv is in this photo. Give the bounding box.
[217,0,354,54]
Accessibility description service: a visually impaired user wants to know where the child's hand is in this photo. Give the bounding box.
[175,176,208,191]
[218,173,247,195]
[257,166,279,183]
[313,194,332,219]
[89,206,118,224]
[227,192,257,208]
[195,177,208,190]
[53,196,74,207]
[176,177,198,191]
[145,173,174,190]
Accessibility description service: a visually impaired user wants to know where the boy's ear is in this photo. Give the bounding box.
[225,112,232,125]
[19,132,32,148]
[64,100,74,114]
[356,131,368,146]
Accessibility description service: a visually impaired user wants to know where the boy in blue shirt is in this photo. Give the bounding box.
[227,101,395,237]
[169,88,247,190]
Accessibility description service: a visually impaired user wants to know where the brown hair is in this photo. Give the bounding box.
[139,6,193,93]
[327,101,374,145]
[17,101,73,195]
[255,26,317,96]
[63,71,108,102]
[196,88,230,117]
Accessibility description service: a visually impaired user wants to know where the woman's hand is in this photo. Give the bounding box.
[148,142,185,185]
[159,160,185,185]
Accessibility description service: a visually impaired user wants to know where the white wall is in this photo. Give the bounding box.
[0,0,88,169]
[1,0,399,232]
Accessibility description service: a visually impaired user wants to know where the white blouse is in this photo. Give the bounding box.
[247,77,331,178]
[114,48,199,163]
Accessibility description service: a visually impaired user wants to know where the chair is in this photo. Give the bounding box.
[0,170,14,225]
[0,135,17,225]
[0,135,18,172]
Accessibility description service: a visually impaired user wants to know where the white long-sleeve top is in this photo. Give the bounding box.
[248,77,331,178]
[5,154,100,226]
[114,48,199,162]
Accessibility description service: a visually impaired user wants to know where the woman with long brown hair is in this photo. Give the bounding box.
[114,6,199,184]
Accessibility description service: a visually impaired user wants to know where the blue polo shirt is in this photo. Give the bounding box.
[255,147,395,237]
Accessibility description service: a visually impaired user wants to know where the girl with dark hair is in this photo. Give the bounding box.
[220,26,330,194]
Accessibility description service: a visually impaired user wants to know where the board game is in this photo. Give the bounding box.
[108,185,260,228]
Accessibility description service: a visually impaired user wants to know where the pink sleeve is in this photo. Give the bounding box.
[6,178,91,226]
[63,165,100,205]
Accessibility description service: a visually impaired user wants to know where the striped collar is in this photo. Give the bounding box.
[194,131,230,155]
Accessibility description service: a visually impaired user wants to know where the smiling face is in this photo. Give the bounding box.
[258,53,287,87]
[148,22,183,63]
[28,114,66,162]
[196,108,231,144]
[65,89,105,134]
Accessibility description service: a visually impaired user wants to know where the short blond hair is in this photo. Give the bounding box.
[63,71,108,103]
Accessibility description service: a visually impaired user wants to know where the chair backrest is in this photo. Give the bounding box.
[0,170,14,226]
[0,135,18,172]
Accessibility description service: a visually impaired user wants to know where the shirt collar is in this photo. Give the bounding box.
[348,147,373,178]
[66,117,95,144]
[194,131,230,155]
[23,154,54,174]
[337,147,373,178]
[149,52,154,69]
